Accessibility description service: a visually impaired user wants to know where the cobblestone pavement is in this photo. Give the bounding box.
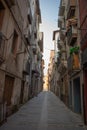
[0,91,87,130]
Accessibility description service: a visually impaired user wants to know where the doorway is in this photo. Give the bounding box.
[73,77,81,113]
[20,80,25,104]
[83,69,87,124]
[3,75,14,106]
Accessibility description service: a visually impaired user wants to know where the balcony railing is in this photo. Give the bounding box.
[67,25,77,46]
[35,0,40,15]
[0,32,5,64]
[60,30,65,42]
[36,63,40,75]
[32,63,40,75]
[38,32,43,52]
[31,44,37,54]
[38,40,43,52]
[37,52,42,61]
[24,27,31,45]
[57,58,61,67]
[58,20,62,28]
[68,53,80,75]
[59,0,65,16]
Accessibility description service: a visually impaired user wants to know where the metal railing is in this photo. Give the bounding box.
[68,54,80,74]
[67,0,76,14]
[67,26,77,46]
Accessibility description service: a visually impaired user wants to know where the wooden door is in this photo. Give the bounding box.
[3,75,14,106]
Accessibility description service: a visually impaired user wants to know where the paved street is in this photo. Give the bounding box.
[0,91,87,130]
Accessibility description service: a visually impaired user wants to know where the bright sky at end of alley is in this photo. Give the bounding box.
[39,0,60,75]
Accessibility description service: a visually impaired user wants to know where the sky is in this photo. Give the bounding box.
[39,0,60,75]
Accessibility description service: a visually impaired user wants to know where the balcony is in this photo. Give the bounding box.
[36,63,40,75]
[58,19,62,28]
[24,28,30,45]
[57,39,62,49]
[67,25,77,46]
[5,0,15,7]
[67,0,76,19]
[37,52,42,61]
[32,63,36,72]
[23,60,30,75]
[60,47,66,53]
[57,57,61,67]
[38,40,43,52]
[68,53,80,75]
[32,44,37,54]
[60,30,66,42]
[63,60,67,68]
[38,32,43,52]
[59,0,65,16]
[32,63,40,75]
[0,32,5,64]
[27,8,32,24]
[36,0,40,15]
[58,62,63,73]
[66,18,77,28]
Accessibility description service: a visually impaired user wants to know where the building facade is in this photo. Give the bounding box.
[0,0,43,124]
[48,50,55,92]
[79,0,87,124]
[47,0,87,125]
[43,74,49,91]
[56,0,85,123]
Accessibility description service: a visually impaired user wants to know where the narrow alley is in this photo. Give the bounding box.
[0,0,87,129]
[0,91,86,130]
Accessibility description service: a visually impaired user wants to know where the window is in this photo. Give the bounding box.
[0,1,5,30]
[11,30,18,56]
[70,8,75,18]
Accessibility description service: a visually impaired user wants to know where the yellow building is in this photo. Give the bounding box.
[43,75,49,91]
